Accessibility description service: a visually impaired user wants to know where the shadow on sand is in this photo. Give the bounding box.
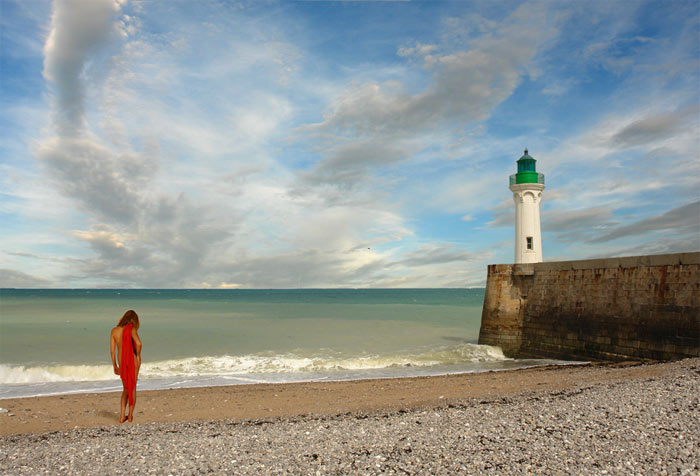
[96,410,120,422]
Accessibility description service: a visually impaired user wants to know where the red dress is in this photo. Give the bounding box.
[120,323,136,405]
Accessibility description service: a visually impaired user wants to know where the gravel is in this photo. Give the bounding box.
[2,358,699,476]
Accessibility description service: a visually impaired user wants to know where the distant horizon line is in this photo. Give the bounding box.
[0,287,486,291]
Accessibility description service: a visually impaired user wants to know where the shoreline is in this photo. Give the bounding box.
[0,357,575,400]
[0,358,684,437]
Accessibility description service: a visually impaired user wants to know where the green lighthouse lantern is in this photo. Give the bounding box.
[510,149,545,186]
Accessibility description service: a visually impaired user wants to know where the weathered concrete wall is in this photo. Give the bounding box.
[478,252,700,361]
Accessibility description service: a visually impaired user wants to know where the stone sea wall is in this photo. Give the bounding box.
[478,252,700,361]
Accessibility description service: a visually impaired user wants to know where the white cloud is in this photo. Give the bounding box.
[0,269,51,288]
[608,107,694,148]
[542,103,700,204]
[38,137,153,223]
[308,6,556,140]
[588,201,699,244]
[43,0,124,135]
[543,207,616,232]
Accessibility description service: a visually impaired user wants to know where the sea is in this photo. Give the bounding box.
[0,288,564,399]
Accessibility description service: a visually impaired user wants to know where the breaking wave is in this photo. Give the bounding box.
[0,343,507,385]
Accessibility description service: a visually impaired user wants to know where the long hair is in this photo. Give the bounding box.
[117,310,140,328]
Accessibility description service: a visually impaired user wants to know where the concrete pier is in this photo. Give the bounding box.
[478,252,700,361]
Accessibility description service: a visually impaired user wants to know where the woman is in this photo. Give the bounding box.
[110,310,142,423]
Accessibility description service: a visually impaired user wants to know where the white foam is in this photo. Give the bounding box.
[0,364,115,384]
[0,343,508,385]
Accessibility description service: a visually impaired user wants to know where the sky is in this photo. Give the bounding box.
[0,0,698,289]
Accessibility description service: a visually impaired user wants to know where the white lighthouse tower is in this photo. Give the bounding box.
[509,149,545,264]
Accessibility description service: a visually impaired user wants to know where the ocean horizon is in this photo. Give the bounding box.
[0,288,564,399]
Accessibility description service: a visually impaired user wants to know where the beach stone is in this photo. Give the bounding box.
[1,358,699,475]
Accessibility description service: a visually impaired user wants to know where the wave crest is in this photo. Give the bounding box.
[0,344,507,384]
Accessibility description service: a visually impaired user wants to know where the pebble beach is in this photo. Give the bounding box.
[2,358,699,475]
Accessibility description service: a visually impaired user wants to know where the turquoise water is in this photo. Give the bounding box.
[0,289,558,398]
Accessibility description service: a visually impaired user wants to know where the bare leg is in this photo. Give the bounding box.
[120,390,128,423]
[128,390,136,422]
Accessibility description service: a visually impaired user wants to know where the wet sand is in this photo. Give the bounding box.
[0,360,673,436]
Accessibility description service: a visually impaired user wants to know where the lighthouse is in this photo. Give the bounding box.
[510,149,545,263]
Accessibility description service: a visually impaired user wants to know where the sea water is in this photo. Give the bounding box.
[0,289,560,398]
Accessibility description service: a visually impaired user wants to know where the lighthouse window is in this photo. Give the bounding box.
[526,236,533,250]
